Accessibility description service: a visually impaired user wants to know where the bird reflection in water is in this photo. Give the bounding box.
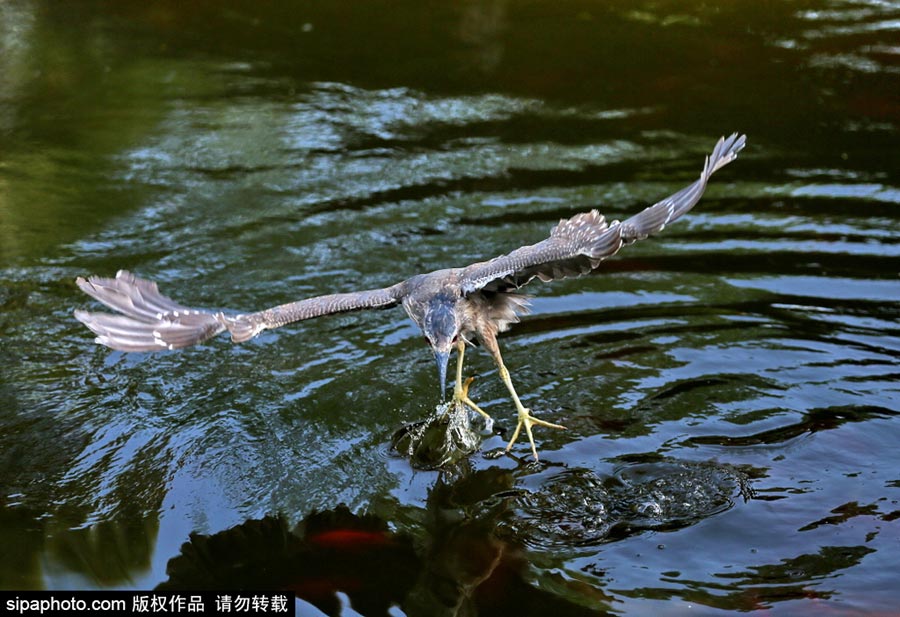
[158,466,607,616]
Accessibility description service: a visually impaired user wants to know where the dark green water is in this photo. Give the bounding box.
[2,1,898,614]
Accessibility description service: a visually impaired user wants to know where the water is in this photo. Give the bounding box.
[1,0,898,613]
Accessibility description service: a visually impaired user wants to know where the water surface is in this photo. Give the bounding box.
[1,1,898,614]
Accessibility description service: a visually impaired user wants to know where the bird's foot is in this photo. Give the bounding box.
[505,408,566,461]
[452,376,494,431]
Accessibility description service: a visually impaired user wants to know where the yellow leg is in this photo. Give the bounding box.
[495,362,565,460]
[452,339,492,423]
[481,333,565,460]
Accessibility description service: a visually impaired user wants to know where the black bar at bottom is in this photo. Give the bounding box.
[0,591,295,617]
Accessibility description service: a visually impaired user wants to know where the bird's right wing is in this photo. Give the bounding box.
[75,270,404,352]
[459,133,746,294]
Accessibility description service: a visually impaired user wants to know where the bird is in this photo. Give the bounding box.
[75,133,746,461]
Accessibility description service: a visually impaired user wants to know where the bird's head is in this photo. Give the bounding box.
[422,296,460,396]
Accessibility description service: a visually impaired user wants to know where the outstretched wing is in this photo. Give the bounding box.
[75,270,404,352]
[460,133,746,294]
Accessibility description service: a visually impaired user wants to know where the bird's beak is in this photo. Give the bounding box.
[434,349,451,398]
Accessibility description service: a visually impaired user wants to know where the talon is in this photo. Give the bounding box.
[505,408,566,461]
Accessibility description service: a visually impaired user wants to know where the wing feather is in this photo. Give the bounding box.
[75,270,404,351]
[460,210,624,293]
[460,133,746,293]
[222,285,403,342]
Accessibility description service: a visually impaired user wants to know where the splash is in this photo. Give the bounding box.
[506,460,748,548]
[391,400,484,469]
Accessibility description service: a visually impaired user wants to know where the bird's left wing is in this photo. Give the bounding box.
[459,133,746,294]
[75,270,404,351]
